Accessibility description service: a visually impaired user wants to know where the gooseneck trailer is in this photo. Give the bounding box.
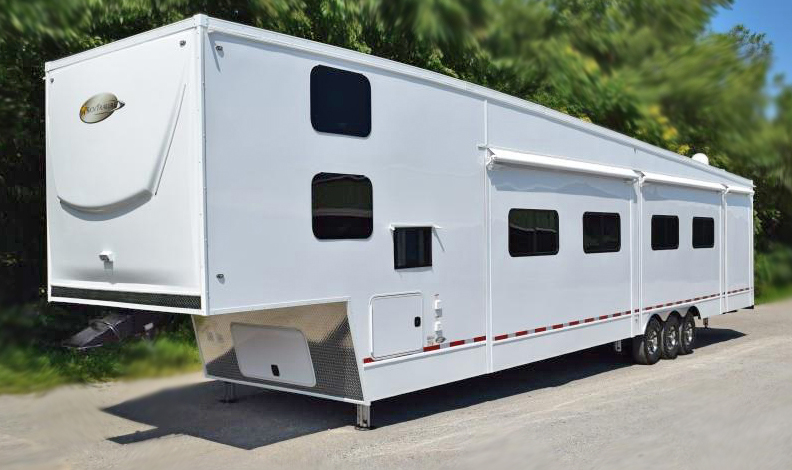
[46,15,754,428]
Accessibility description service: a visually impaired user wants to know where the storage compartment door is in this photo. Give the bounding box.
[371,293,423,359]
[230,324,317,387]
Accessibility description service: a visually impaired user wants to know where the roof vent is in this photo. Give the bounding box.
[692,153,709,165]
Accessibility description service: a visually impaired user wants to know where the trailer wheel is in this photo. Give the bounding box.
[678,313,696,355]
[661,315,681,360]
[632,318,662,365]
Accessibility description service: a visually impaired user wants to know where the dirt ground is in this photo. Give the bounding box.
[2,299,790,470]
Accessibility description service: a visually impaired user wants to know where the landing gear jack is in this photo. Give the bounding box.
[219,382,238,403]
[355,404,372,430]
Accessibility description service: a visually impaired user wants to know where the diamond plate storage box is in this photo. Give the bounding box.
[193,302,363,401]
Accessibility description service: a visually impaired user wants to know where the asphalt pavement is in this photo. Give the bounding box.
[1,299,790,470]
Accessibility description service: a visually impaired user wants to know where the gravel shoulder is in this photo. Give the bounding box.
[1,299,790,470]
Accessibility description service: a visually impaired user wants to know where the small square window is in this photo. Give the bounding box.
[393,227,432,269]
[693,217,715,248]
[310,65,371,137]
[312,173,372,239]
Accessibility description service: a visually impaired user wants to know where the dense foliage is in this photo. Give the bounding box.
[1,0,790,311]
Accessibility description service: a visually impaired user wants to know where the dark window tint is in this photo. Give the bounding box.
[692,217,715,248]
[310,65,371,137]
[583,212,621,253]
[393,227,432,269]
[509,209,559,257]
[312,173,372,239]
[651,215,679,250]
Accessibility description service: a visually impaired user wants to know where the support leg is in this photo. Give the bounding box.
[703,318,709,329]
[355,404,372,430]
[219,382,237,403]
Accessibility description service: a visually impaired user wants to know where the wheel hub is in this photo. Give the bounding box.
[665,324,679,350]
[647,329,659,355]
[683,321,694,345]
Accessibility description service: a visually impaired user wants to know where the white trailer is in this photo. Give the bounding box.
[46,15,754,428]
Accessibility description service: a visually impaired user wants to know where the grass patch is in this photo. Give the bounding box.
[756,283,792,305]
[0,325,201,395]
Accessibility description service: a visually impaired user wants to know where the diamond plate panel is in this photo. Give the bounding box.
[194,302,363,400]
[51,285,201,309]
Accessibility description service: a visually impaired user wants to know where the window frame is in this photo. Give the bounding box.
[508,208,560,257]
[651,215,680,251]
[311,172,373,240]
[692,217,715,249]
[310,65,372,138]
[582,211,621,254]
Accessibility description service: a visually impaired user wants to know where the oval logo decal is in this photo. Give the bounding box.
[79,93,125,124]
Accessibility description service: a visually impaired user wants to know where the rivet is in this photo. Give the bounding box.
[179,40,186,47]
[216,273,224,280]
[215,45,223,52]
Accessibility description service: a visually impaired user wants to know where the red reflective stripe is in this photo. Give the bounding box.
[568,320,580,326]
[423,344,440,352]
[612,312,621,317]
[552,324,564,330]
[515,330,528,336]
[474,336,486,342]
[363,357,374,364]
[534,327,547,333]
[450,339,465,347]
[599,315,609,320]
[584,318,595,323]
[494,334,508,341]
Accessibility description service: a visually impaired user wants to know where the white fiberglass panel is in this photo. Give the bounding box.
[46,30,202,302]
[726,193,752,293]
[202,31,487,385]
[641,184,722,309]
[489,167,633,339]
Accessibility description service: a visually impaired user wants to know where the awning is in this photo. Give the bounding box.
[487,147,638,180]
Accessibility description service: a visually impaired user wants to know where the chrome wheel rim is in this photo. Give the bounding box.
[647,328,659,355]
[683,320,694,346]
[665,323,679,350]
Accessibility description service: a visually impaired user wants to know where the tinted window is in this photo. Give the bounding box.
[651,215,679,250]
[312,173,372,239]
[393,227,432,269]
[692,217,715,248]
[509,209,559,257]
[583,212,621,253]
[310,65,371,137]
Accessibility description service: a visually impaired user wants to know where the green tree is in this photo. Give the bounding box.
[1,0,790,307]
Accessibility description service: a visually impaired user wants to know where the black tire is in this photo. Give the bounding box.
[661,315,681,360]
[632,317,663,365]
[678,313,696,355]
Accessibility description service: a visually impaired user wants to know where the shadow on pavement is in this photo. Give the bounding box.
[104,326,745,450]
